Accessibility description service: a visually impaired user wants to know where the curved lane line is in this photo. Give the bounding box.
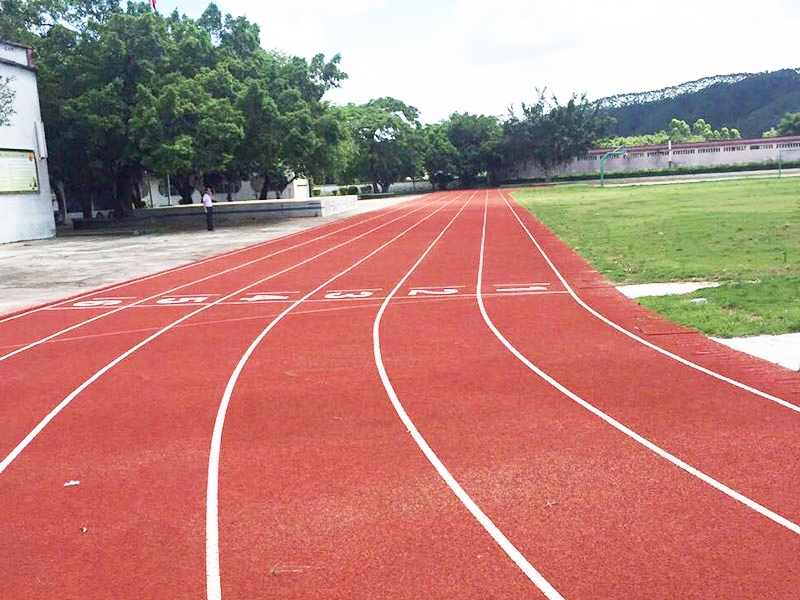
[0,198,439,476]
[0,196,434,362]
[371,193,565,600]
[498,189,800,414]
[477,192,800,536]
[205,194,465,600]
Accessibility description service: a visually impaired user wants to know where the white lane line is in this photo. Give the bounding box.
[205,194,465,600]
[478,192,800,536]
[371,193,565,600]
[0,196,435,364]
[498,190,800,415]
[0,195,434,325]
[0,198,441,477]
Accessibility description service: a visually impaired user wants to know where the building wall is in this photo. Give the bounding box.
[509,136,800,180]
[0,41,54,244]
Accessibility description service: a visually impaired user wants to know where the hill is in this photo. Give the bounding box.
[597,69,800,138]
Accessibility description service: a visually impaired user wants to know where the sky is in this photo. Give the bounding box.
[163,0,800,124]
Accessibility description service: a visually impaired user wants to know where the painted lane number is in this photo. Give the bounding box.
[156,296,210,305]
[408,288,460,296]
[325,291,374,299]
[73,299,124,307]
[495,284,550,293]
[241,294,290,302]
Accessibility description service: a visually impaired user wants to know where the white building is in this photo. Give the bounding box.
[0,40,54,244]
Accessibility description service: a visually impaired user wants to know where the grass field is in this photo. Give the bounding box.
[513,178,800,337]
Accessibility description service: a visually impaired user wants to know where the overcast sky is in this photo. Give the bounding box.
[164,0,800,124]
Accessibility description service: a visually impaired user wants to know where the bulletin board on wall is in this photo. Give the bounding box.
[0,149,39,193]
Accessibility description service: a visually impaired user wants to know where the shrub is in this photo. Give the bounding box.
[360,185,373,194]
[339,187,348,195]
[347,186,358,195]
[312,189,321,197]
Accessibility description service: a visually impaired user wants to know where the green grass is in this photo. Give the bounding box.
[513,178,800,337]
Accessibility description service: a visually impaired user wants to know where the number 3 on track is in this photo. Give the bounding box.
[325,291,374,299]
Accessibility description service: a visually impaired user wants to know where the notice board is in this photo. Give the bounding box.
[0,149,39,193]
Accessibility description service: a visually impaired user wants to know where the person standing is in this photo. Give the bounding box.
[202,186,214,231]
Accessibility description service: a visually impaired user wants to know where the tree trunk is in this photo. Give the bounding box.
[259,172,271,200]
[175,175,195,204]
[81,189,93,219]
[112,167,135,217]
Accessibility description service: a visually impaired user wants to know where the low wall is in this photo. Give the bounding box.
[508,135,800,180]
[72,196,359,229]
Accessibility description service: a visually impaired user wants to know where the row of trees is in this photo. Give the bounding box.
[600,118,742,148]
[2,0,349,214]
[1,0,614,214]
[324,92,612,191]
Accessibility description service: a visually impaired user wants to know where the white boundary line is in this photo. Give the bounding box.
[0,195,430,325]
[477,191,800,536]
[0,197,440,477]
[371,193,565,600]
[498,190,800,414]
[205,194,465,600]
[0,196,435,363]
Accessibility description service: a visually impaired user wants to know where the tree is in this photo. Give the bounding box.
[343,97,421,193]
[502,92,612,181]
[421,122,458,190]
[669,118,691,141]
[445,112,501,188]
[774,111,800,136]
[131,68,244,204]
[0,75,14,126]
[0,0,120,43]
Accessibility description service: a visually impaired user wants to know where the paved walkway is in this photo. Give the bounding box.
[0,197,415,316]
[1,197,797,372]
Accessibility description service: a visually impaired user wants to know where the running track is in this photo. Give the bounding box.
[1,190,799,599]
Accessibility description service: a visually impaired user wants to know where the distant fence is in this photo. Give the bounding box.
[508,135,800,180]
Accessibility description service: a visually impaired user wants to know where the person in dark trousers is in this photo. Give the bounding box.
[202,186,214,231]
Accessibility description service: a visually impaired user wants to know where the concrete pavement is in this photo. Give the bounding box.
[0,197,416,316]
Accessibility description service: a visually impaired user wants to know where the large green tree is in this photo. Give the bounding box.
[502,92,613,181]
[421,122,458,190]
[341,97,421,193]
[445,112,502,188]
[131,68,244,203]
[10,1,346,213]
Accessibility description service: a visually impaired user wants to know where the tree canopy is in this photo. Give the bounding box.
[8,0,795,208]
[764,111,800,137]
[599,118,741,148]
[500,92,612,181]
[5,1,346,213]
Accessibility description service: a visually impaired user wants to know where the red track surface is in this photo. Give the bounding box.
[1,190,798,599]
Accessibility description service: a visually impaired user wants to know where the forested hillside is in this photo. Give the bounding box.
[598,69,800,138]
